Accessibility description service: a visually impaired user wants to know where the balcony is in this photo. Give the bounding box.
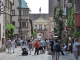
[19,28,30,32]
[34,28,47,31]
[18,16,29,20]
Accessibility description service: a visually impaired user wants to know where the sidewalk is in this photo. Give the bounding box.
[0,47,21,60]
[59,52,80,60]
[0,47,80,60]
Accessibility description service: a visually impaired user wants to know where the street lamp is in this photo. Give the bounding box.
[0,0,10,15]
[0,0,5,14]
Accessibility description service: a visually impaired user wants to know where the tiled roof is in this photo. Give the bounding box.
[18,0,29,8]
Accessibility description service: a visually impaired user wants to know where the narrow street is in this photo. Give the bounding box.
[0,47,80,60]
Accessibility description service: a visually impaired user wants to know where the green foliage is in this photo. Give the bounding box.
[67,7,74,26]
[63,40,67,44]
[67,3,80,38]
[54,7,63,39]
[56,29,60,37]
[31,27,36,38]
[6,24,16,31]
[72,28,80,38]
[62,36,68,45]
[6,23,16,37]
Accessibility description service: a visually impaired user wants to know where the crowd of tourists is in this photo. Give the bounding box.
[6,37,80,60]
[49,38,79,60]
[6,37,47,55]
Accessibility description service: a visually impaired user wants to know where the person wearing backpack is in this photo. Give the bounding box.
[50,39,55,60]
[28,40,32,55]
[53,40,61,60]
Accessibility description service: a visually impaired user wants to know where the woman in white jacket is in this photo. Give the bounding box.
[11,40,16,53]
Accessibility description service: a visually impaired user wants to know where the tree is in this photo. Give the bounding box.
[31,27,36,38]
[6,24,16,38]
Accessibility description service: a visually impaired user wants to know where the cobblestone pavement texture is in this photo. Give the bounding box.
[0,47,80,60]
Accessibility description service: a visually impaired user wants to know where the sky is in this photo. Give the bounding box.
[25,0,48,14]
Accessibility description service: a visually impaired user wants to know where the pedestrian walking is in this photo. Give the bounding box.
[53,40,61,60]
[21,39,26,47]
[28,40,32,55]
[58,39,64,55]
[34,40,39,55]
[50,39,55,60]
[41,39,46,53]
[11,39,16,53]
[39,40,43,54]
[73,38,79,60]
[46,39,50,51]
[15,39,17,48]
[6,38,12,53]
[20,37,23,48]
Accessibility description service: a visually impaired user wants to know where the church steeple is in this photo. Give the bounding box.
[39,7,42,18]
[39,7,41,13]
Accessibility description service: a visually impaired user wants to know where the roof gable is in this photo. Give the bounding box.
[30,14,49,20]
[33,18,49,23]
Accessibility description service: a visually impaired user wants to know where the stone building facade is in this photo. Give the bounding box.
[33,17,49,39]
[49,0,58,31]
[0,0,14,52]
[12,0,31,39]
[74,0,80,30]
[30,14,55,39]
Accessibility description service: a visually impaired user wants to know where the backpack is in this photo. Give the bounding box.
[28,42,32,49]
[55,44,61,52]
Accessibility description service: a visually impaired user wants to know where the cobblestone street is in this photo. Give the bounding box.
[0,47,80,60]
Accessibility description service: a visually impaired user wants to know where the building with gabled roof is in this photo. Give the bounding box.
[0,0,14,52]
[12,0,31,39]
